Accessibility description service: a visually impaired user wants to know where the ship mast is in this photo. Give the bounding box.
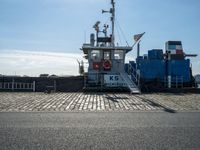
[111,0,115,46]
[102,0,115,46]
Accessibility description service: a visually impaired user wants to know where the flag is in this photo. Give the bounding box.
[134,32,145,42]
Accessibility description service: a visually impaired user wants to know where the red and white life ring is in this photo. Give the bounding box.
[93,62,100,70]
[103,59,112,70]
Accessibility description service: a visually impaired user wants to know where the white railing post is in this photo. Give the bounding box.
[12,78,14,91]
[33,81,36,92]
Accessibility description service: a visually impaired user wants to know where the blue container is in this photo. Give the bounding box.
[129,61,136,69]
[129,50,191,85]
[137,59,166,81]
[168,59,191,82]
[148,49,163,60]
[124,63,129,73]
[168,45,176,50]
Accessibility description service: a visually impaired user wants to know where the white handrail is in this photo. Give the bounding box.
[127,63,140,87]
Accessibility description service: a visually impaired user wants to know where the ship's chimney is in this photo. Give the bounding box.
[90,33,95,46]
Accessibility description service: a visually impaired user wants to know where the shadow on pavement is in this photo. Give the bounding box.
[105,94,129,103]
[135,95,177,113]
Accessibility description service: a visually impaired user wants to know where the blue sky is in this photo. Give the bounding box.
[0,0,200,75]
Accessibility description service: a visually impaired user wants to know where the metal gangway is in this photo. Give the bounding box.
[120,72,140,94]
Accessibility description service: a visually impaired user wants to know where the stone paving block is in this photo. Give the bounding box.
[0,92,199,112]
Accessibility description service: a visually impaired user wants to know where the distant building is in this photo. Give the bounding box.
[49,74,59,78]
[1,75,21,77]
[39,74,49,78]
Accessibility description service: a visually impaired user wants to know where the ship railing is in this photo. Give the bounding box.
[0,81,35,91]
[84,72,105,89]
[164,76,183,88]
[174,76,183,88]
[83,72,128,89]
[78,60,88,75]
[127,64,140,88]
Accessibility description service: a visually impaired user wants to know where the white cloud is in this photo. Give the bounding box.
[1,49,199,77]
[0,50,86,76]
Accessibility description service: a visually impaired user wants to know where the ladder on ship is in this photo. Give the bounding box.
[120,72,140,94]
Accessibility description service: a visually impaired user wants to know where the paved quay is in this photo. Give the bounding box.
[1,112,200,150]
[141,93,200,111]
[0,92,199,112]
[0,92,163,112]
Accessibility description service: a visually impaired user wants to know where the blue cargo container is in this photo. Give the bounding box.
[125,47,193,88]
[168,45,176,50]
[168,59,191,82]
[124,63,129,73]
[148,49,163,60]
[124,40,196,90]
[137,59,166,81]
[129,61,136,69]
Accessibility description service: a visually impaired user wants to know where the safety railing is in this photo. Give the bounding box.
[0,81,35,91]
[164,76,183,88]
[127,64,140,88]
[84,72,104,88]
[84,72,127,89]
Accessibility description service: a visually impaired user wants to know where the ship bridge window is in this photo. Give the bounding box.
[114,50,124,60]
[104,51,111,60]
[91,50,100,60]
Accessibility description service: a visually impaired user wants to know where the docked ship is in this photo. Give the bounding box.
[81,0,140,93]
[80,0,198,93]
[0,0,198,93]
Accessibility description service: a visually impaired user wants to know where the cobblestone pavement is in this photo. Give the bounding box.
[0,92,199,112]
[140,93,200,111]
[0,92,163,112]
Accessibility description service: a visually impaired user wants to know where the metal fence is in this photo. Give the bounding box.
[164,76,183,88]
[83,71,140,90]
[84,73,104,88]
[0,81,35,91]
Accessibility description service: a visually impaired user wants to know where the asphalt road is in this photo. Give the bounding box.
[0,112,200,150]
